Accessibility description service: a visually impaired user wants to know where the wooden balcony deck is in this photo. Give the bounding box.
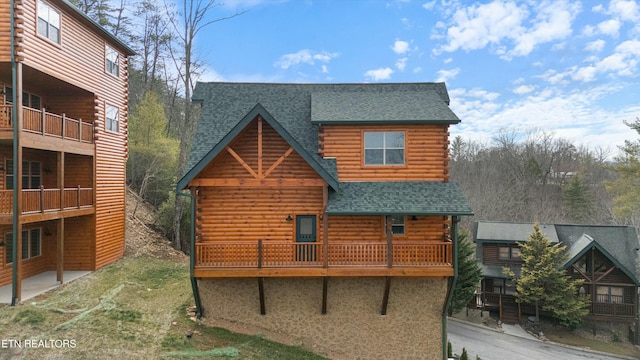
[194,241,453,277]
[0,187,94,215]
[0,105,93,143]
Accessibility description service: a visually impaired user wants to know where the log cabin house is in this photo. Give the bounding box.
[177,82,473,359]
[472,221,640,338]
[0,0,133,303]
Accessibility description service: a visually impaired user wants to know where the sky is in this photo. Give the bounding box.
[191,0,640,155]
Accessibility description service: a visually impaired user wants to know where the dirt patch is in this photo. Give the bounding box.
[125,189,186,262]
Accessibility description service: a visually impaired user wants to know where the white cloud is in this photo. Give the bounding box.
[436,68,460,83]
[395,57,408,71]
[449,84,638,154]
[597,19,621,37]
[585,39,606,52]
[274,50,339,69]
[321,65,328,73]
[392,40,410,54]
[513,84,535,94]
[422,1,436,10]
[364,67,394,81]
[601,0,640,22]
[435,1,581,59]
[443,57,453,64]
[572,66,597,82]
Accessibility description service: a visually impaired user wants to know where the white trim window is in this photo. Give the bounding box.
[106,45,119,77]
[106,104,119,132]
[37,0,61,44]
[364,131,405,165]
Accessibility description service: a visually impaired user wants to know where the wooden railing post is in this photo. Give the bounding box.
[385,216,393,268]
[61,113,66,139]
[257,238,263,269]
[39,185,45,213]
[77,185,81,208]
[78,118,82,141]
[41,108,46,135]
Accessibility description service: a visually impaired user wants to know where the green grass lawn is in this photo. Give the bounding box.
[0,255,325,359]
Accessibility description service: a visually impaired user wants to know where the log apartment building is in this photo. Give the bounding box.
[0,0,133,303]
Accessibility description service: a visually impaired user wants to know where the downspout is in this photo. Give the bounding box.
[10,0,19,306]
[177,189,202,318]
[442,216,459,360]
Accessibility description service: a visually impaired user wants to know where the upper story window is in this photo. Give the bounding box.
[37,0,61,44]
[106,104,119,132]
[4,87,42,109]
[364,131,405,166]
[106,45,119,77]
[498,246,521,260]
[5,160,41,190]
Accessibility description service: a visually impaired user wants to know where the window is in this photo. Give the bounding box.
[37,0,61,44]
[498,246,521,260]
[106,45,119,77]
[5,229,41,264]
[364,131,405,166]
[596,286,623,304]
[4,87,42,109]
[106,104,119,132]
[385,215,405,236]
[5,160,41,190]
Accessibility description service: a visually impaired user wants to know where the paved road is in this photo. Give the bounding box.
[448,320,622,360]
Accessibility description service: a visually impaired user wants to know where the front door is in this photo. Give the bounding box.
[295,215,316,261]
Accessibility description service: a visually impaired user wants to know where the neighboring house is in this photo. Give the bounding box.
[177,82,472,360]
[0,0,134,303]
[472,221,640,333]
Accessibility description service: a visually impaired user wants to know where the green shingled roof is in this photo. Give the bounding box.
[311,90,460,124]
[326,181,473,216]
[179,82,461,191]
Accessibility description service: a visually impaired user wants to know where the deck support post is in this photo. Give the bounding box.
[322,277,328,314]
[381,276,391,315]
[258,277,266,315]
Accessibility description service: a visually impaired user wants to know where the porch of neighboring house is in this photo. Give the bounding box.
[0,270,89,304]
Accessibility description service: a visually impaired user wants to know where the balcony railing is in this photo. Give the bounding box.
[591,301,636,317]
[0,105,93,143]
[0,186,93,214]
[195,241,452,269]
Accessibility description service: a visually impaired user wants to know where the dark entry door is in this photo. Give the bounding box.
[295,215,316,261]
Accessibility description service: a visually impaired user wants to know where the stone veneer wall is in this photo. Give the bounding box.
[198,277,447,360]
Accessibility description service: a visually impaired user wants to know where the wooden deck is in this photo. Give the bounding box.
[0,187,93,214]
[0,105,93,143]
[194,241,453,277]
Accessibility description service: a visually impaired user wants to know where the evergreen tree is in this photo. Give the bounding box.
[449,232,482,315]
[504,223,588,328]
[606,118,640,227]
[563,174,594,223]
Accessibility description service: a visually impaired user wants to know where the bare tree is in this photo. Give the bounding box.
[165,0,245,250]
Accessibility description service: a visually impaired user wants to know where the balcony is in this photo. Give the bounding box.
[0,186,93,216]
[0,105,93,143]
[194,240,453,278]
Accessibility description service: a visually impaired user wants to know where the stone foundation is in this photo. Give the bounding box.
[198,277,447,360]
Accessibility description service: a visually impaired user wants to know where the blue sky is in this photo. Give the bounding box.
[193,0,640,154]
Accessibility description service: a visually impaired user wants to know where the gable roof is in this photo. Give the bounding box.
[474,222,640,285]
[177,103,339,190]
[180,82,460,191]
[326,181,473,216]
[556,224,640,285]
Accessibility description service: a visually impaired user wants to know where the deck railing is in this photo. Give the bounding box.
[0,105,93,143]
[195,241,452,269]
[592,301,636,317]
[0,187,94,214]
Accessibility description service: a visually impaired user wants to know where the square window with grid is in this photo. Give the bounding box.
[364,131,405,166]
